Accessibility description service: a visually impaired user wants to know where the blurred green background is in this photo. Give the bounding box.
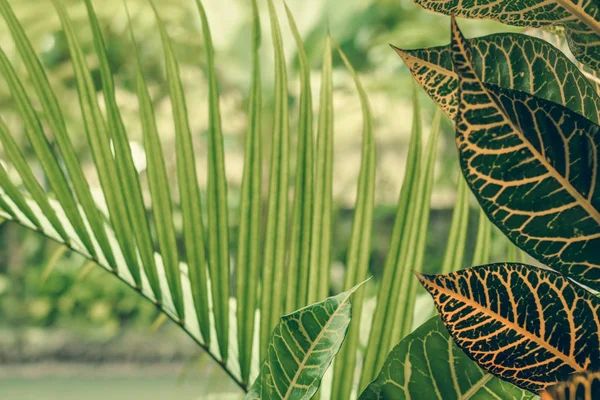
[0,0,520,398]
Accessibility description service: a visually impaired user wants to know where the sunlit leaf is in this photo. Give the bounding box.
[360,90,421,390]
[285,2,314,312]
[83,0,162,303]
[417,263,600,393]
[51,0,143,287]
[330,41,376,400]
[0,0,118,269]
[396,109,442,339]
[0,191,245,389]
[0,45,94,255]
[194,0,231,363]
[306,34,334,307]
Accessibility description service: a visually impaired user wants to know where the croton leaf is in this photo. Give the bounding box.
[541,371,600,400]
[412,0,600,71]
[359,316,535,400]
[393,33,600,122]
[245,283,363,400]
[450,17,600,290]
[416,263,600,394]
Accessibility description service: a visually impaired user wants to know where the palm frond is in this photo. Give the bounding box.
[0,0,468,396]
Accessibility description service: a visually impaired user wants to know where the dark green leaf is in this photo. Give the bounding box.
[394,33,600,122]
[451,17,600,290]
[417,263,600,393]
[412,0,600,70]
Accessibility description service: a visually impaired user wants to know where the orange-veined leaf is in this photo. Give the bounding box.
[451,17,600,290]
[412,0,600,71]
[417,263,600,393]
[541,371,600,400]
[393,33,600,122]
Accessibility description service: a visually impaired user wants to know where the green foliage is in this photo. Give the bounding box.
[412,0,600,70]
[400,1,600,397]
[417,263,600,393]
[394,33,600,122]
[236,0,263,386]
[7,0,600,399]
[247,284,364,400]
[359,317,535,400]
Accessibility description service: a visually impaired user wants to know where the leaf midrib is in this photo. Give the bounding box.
[490,90,600,227]
[455,27,600,227]
[428,280,583,372]
[461,374,493,399]
[555,0,600,37]
[283,292,352,399]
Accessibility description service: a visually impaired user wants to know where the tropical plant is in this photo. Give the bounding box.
[3,0,597,399]
[0,0,456,397]
[389,1,600,399]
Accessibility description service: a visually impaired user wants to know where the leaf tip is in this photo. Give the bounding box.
[413,270,430,287]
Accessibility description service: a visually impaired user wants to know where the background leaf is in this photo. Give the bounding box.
[359,317,535,400]
[259,0,291,363]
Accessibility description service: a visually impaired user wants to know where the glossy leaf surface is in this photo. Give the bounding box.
[412,0,600,70]
[394,33,600,122]
[451,18,600,290]
[417,263,600,393]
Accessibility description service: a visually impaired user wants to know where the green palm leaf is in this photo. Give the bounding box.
[84,0,162,303]
[330,41,376,400]
[236,0,263,386]
[359,317,535,400]
[285,2,315,312]
[412,0,600,71]
[194,0,232,362]
[417,263,600,393]
[259,0,291,363]
[0,0,463,396]
[0,0,118,269]
[451,17,600,290]
[51,0,144,287]
[359,90,423,389]
[393,33,600,122]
